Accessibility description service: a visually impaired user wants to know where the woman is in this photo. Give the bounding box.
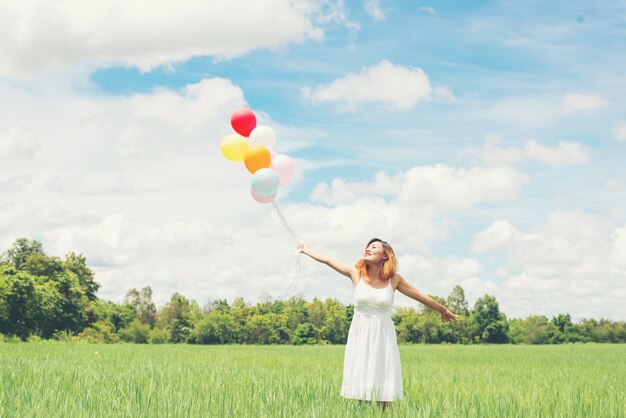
[297,238,458,409]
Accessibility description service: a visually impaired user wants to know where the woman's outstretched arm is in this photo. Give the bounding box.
[395,273,458,322]
[297,243,357,281]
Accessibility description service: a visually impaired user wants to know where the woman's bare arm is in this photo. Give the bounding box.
[297,243,357,282]
[395,273,458,322]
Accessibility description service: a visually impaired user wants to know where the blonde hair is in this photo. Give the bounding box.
[355,238,398,280]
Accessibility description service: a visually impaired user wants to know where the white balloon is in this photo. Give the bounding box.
[249,125,277,149]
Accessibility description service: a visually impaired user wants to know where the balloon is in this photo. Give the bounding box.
[244,146,271,174]
[251,187,276,204]
[251,168,280,196]
[231,109,256,137]
[220,133,249,162]
[249,125,276,149]
[270,154,295,185]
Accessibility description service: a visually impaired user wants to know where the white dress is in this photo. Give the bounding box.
[341,276,403,401]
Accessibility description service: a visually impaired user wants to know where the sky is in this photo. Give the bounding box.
[1,0,625,321]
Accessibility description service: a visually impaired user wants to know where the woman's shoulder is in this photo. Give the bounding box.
[390,272,405,288]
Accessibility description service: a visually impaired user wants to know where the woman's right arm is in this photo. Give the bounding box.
[297,243,357,281]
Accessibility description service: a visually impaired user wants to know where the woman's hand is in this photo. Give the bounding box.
[440,308,458,322]
[297,242,307,253]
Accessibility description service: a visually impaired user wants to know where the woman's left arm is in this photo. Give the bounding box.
[395,274,459,322]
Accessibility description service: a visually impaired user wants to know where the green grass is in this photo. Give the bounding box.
[1,343,624,417]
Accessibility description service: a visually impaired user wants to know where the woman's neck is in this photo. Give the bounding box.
[366,264,384,281]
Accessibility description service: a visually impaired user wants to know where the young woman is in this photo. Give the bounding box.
[297,238,458,410]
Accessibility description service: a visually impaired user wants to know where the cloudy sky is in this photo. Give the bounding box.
[1,0,625,321]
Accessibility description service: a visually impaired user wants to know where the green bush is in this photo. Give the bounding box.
[118,319,150,343]
[148,327,167,344]
[78,321,119,343]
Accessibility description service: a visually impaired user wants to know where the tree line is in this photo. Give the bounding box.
[1,238,624,344]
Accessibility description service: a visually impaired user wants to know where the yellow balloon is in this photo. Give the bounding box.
[244,145,271,174]
[220,133,249,162]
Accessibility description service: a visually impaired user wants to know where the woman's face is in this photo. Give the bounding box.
[363,241,387,264]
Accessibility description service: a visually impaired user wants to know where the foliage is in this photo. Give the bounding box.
[118,319,151,343]
[1,238,625,345]
[78,321,119,343]
[473,294,509,343]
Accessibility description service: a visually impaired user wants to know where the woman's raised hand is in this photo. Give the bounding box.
[440,308,459,322]
[297,242,307,253]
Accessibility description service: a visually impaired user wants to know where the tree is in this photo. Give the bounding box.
[229,297,251,344]
[447,285,469,316]
[283,295,307,332]
[509,315,550,344]
[157,293,201,343]
[54,271,89,334]
[78,321,119,343]
[63,252,100,301]
[394,308,423,343]
[320,298,347,344]
[307,298,325,329]
[206,299,230,314]
[119,319,150,343]
[247,314,279,344]
[23,253,63,278]
[2,238,44,270]
[1,271,40,339]
[293,322,317,345]
[0,274,9,333]
[472,295,509,343]
[124,287,157,327]
[0,240,92,339]
[193,310,236,344]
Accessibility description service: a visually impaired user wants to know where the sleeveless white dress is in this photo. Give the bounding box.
[340,276,403,401]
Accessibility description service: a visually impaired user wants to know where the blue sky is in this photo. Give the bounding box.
[1,0,625,320]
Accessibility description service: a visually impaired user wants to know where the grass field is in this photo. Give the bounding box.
[1,342,624,417]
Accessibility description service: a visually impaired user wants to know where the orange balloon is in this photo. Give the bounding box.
[244,146,271,174]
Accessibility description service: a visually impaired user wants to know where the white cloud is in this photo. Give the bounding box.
[610,225,626,273]
[364,0,386,21]
[511,210,610,273]
[311,164,528,210]
[46,172,152,196]
[0,175,33,193]
[417,6,436,15]
[612,121,626,143]
[393,253,483,307]
[476,136,589,167]
[522,139,589,166]
[302,60,454,110]
[44,214,126,266]
[561,94,608,113]
[0,127,39,158]
[398,254,482,285]
[496,210,625,317]
[0,0,331,77]
[128,78,245,133]
[605,177,626,190]
[471,220,519,253]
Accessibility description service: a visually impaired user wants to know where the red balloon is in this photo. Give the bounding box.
[230,109,257,137]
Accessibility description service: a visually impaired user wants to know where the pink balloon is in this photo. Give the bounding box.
[270,154,294,186]
[231,109,256,137]
[251,187,276,204]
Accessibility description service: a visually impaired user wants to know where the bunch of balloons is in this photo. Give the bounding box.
[220,109,295,203]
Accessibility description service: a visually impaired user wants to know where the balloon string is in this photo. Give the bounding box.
[271,201,302,298]
[271,200,299,241]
